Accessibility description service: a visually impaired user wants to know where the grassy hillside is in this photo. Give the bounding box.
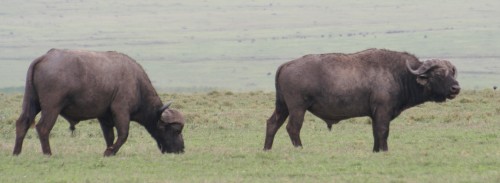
[0,90,499,182]
[1,0,500,91]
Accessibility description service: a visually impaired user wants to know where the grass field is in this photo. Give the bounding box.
[1,0,500,182]
[0,90,499,182]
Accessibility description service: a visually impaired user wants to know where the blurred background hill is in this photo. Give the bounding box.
[1,0,499,92]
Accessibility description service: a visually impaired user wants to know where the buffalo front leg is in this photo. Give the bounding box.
[371,111,391,152]
[264,109,289,150]
[103,112,129,156]
[286,109,306,148]
[98,117,115,148]
[35,110,60,155]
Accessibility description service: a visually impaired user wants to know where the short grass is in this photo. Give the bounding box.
[0,90,499,182]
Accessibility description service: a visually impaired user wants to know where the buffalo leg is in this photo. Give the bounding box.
[264,109,289,150]
[103,111,129,156]
[13,118,30,155]
[98,117,115,148]
[371,111,391,152]
[13,112,39,155]
[286,109,306,148]
[35,110,60,155]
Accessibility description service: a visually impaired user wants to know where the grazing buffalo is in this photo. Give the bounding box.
[264,48,460,152]
[13,49,185,156]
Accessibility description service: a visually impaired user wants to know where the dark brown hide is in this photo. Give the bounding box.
[264,48,460,152]
[13,49,184,156]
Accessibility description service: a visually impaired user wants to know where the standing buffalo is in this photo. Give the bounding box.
[264,48,460,152]
[13,49,185,156]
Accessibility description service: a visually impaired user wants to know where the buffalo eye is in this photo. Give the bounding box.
[418,74,428,79]
[169,123,183,133]
[158,123,166,130]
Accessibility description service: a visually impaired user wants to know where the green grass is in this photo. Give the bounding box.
[0,90,499,182]
[1,0,500,91]
[0,1,499,181]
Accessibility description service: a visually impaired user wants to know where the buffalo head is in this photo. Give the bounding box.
[406,59,460,102]
[156,102,185,153]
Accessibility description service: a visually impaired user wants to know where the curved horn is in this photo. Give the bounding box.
[406,59,439,75]
[406,60,423,75]
[159,101,173,112]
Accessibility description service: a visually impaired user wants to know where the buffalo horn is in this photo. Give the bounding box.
[406,59,439,75]
[159,101,173,112]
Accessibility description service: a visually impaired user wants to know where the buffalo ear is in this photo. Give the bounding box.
[416,74,429,85]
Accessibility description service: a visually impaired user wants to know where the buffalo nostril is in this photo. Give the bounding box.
[451,85,460,93]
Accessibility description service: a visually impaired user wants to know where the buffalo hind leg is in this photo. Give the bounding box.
[264,109,289,150]
[286,109,306,148]
[35,110,60,155]
[13,118,31,155]
[13,110,40,155]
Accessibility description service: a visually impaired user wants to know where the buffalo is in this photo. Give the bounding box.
[13,49,185,156]
[264,48,460,152]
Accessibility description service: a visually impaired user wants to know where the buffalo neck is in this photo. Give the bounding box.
[135,95,163,141]
[130,80,164,130]
[399,73,431,110]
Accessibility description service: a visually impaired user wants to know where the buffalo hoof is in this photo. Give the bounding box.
[103,147,116,157]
